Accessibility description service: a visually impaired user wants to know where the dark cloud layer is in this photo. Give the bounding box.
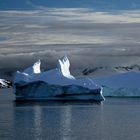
[0,9,140,78]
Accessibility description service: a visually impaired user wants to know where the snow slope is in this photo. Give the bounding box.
[93,72,140,97]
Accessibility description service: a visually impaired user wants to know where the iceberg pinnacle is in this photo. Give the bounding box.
[57,56,75,79]
[24,59,41,75]
[13,56,104,101]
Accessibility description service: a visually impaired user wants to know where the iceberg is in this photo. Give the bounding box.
[13,56,104,101]
[0,79,11,88]
[93,72,140,97]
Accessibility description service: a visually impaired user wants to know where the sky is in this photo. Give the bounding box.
[0,0,140,78]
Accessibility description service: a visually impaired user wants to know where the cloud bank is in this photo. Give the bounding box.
[0,8,140,78]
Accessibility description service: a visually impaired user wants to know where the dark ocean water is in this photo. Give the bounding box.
[1,89,140,140]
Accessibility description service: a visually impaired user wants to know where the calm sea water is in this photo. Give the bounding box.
[0,89,140,140]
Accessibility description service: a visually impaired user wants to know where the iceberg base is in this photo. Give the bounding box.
[14,81,104,101]
[15,94,104,102]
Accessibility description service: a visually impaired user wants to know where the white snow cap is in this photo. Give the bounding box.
[24,59,41,75]
[0,79,7,86]
[57,56,75,79]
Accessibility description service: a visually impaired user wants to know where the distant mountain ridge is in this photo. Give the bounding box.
[82,64,140,76]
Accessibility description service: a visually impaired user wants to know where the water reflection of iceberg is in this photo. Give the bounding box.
[13,56,104,101]
[60,106,72,140]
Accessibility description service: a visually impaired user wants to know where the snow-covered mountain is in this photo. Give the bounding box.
[0,79,12,88]
[13,56,104,101]
[82,65,140,76]
[93,72,140,97]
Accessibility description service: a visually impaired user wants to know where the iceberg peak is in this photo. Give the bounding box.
[24,59,41,75]
[57,56,75,79]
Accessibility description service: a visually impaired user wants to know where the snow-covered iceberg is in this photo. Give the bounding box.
[0,79,11,88]
[93,72,140,97]
[13,56,104,101]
